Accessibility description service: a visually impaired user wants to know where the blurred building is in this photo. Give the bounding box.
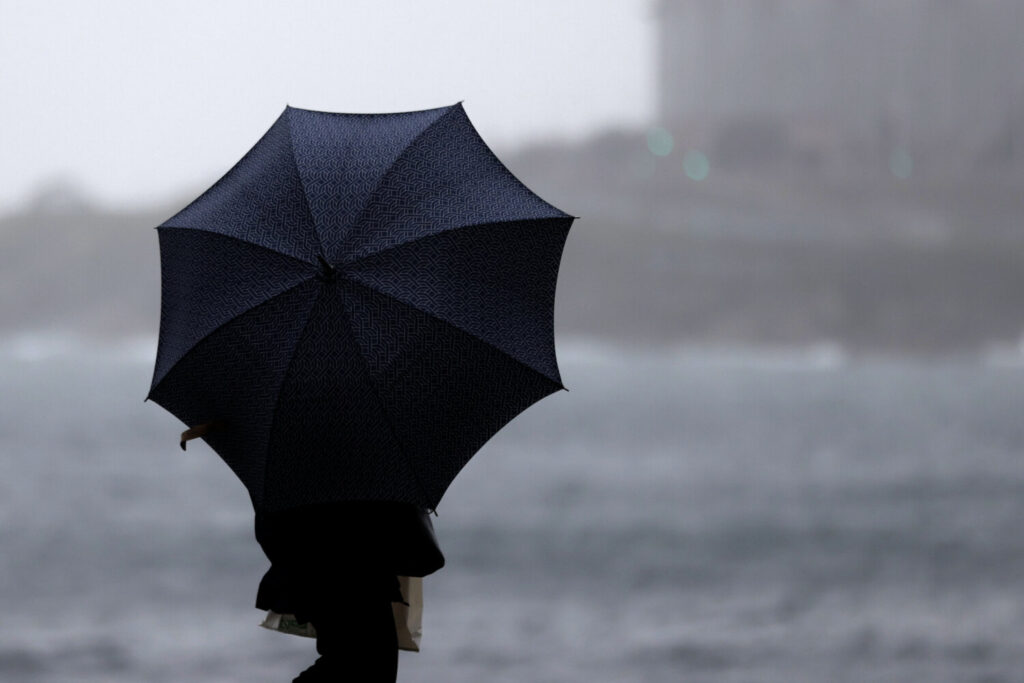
[657,0,1024,175]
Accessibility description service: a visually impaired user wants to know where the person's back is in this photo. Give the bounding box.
[254,501,444,681]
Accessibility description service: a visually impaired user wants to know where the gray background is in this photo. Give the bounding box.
[2,2,1023,681]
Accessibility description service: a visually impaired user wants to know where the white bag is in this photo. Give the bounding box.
[259,575,423,652]
[391,575,423,652]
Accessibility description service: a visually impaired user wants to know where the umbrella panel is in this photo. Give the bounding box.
[151,271,562,511]
[148,279,320,498]
[151,227,314,389]
[260,281,420,509]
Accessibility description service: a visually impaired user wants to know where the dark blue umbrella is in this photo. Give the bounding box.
[147,103,575,512]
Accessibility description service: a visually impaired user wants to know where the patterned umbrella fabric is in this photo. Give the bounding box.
[147,103,575,512]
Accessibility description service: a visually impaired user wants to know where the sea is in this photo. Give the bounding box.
[2,333,1024,682]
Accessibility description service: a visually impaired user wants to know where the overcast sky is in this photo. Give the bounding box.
[0,0,653,210]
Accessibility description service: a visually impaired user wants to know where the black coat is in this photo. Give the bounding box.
[254,501,444,618]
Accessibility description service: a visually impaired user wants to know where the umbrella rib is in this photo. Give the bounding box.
[156,225,319,267]
[332,290,435,509]
[343,276,564,389]
[338,105,462,243]
[258,285,323,508]
[283,108,327,256]
[149,278,314,397]
[340,215,570,267]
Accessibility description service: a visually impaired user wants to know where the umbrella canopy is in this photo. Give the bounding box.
[147,103,575,512]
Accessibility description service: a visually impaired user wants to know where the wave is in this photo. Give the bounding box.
[556,335,849,370]
[981,340,1024,368]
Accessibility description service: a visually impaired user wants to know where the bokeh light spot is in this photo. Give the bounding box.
[683,150,710,181]
[890,147,913,179]
[646,127,674,157]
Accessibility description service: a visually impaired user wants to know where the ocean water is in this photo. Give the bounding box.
[2,335,1024,682]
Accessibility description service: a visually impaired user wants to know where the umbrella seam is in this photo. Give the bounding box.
[148,278,315,396]
[331,287,436,510]
[460,105,575,221]
[283,107,327,258]
[155,225,319,268]
[335,105,462,253]
[340,215,573,266]
[343,276,565,389]
[258,284,325,509]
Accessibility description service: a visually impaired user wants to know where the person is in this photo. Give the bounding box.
[254,501,444,682]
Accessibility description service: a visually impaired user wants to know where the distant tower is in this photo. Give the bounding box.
[656,0,1024,174]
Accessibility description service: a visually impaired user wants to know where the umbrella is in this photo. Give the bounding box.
[147,103,575,512]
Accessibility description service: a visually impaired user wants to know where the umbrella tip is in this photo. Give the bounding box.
[316,253,338,282]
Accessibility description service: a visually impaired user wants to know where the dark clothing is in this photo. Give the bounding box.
[254,502,443,680]
[305,577,399,681]
[254,501,445,619]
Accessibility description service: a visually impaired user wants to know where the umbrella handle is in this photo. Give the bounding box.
[179,421,220,450]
